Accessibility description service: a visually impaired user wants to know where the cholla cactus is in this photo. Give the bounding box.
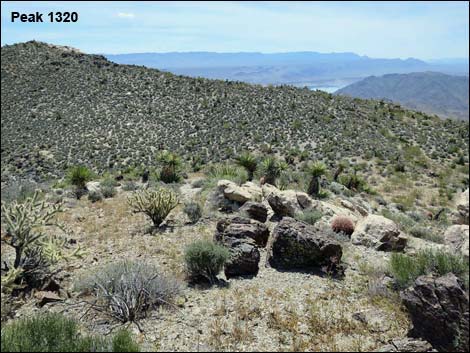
[1,191,63,268]
[128,188,179,227]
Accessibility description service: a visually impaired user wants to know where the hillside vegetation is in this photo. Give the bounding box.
[1,41,468,184]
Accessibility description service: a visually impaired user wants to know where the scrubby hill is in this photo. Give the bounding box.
[1,41,469,183]
[336,72,469,120]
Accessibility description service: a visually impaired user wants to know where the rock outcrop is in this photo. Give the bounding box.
[351,215,407,251]
[444,224,469,260]
[266,217,342,272]
[400,273,469,352]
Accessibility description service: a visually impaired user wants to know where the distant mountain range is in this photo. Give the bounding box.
[105,51,469,88]
[336,72,469,121]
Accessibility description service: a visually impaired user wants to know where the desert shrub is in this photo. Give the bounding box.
[235,152,257,180]
[101,185,117,198]
[156,150,182,183]
[389,249,469,289]
[128,188,179,227]
[184,240,230,284]
[206,163,249,185]
[338,172,372,193]
[183,201,203,223]
[381,209,416,233]
[331,216,355,236]
[409,226,444,243]
[0,312,140,352]
[122,180,139,191]
[75,261,180,323]
[88,190,103,203]
[294,210,323,225]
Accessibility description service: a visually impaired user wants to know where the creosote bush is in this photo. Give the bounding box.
[184,240,230,284]
[389,249,469,289]
[331,216,355,236]
[0,312,140,352]
[128,187,179,227]
[75,261,181,323]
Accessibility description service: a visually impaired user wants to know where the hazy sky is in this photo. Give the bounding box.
[1,1,468,59]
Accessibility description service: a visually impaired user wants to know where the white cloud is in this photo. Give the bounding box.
[117,12,135,19]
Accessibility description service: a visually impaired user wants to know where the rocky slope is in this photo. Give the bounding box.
[1,41,468,183]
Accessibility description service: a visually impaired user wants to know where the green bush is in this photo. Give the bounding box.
[389,249,469,289]
[257,156,286,186]
[156,150,182,183]
[205,163,249,185]
[409,226,444,243]
[294,210,323,225]
[0,313,140,352]
[184,240,230,284]
[183,202,203,223]
[88,190,103,203]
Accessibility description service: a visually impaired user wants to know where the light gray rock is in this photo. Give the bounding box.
[351,215,407,251]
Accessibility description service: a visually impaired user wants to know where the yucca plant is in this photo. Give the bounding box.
[258,156,285,186]
[306,161,327,197]
[156,150,182,183]
[235,151,257,180]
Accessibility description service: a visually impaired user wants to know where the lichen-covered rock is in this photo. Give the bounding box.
[215,217,270,247]
[239,201,268,223]
[266,217,342,272]
[220,237,260,278]
[351,215,407,251]
[217,180,252,204]
[400,273,469,352]
[443,224,469,260]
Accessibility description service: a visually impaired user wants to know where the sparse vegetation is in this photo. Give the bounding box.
[389,249,469,289]
[183,201,203,223]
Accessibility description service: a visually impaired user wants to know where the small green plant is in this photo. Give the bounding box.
[67,165,93,190]
[156,150,182,183]
[235,152,258,180]
[258,156,285,186]
[184,240,230,284]
[389,249,469,289]
[294,210,323,225]
[128,188,179,227]
[183,201,203,223]
[0,313,140,352]
[206,163,248,185]
[88,190,103,203]
[305,161,327,197]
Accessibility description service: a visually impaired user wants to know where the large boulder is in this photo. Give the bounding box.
[351,215,407,251]
[443,225,469,261]
[239,201,268,223]
[400,273,469,352]
[266,217,342,272]
[454,189,469,225]
[214,217,266,278]
[219,237,260,279]
[265,189,314,217]
[215,217,269,247]
[216,180,262,205]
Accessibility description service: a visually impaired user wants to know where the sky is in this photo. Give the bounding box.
[1,1,468,59]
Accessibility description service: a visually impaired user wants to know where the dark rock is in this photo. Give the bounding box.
[374,338,436,352]
[266,217,342,272]
[35,291,63,307]
[222,237,260,278]
[400,273,469,352]
[239,201,268,223]
[215,217,269,247]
